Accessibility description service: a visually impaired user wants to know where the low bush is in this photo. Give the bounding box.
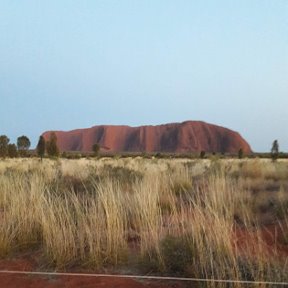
[101,165,143,184]
[160,234,193,275]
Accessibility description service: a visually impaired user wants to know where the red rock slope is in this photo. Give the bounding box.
[42,121,252,154]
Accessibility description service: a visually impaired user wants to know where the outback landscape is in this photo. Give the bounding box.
[1,1,286,287]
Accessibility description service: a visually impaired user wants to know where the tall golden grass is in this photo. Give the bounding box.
[0,158,288,286]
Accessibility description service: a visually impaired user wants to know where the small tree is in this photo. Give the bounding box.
[46,133,59,157]
[17,135,31,156]
[238,148,243,159]
[37,136,46,159]
[8,143,18,158]
[271,140,279,161]
[200,150,206,159]
[0,135,10,158]
[92,143,100,157]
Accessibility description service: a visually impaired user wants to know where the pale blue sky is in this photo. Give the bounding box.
[0,0,287,152]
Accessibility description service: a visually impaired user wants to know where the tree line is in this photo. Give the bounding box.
[36,133,60,159]
[0,133,282,161]
[0,132,101,159]
[0,133,60,159]
[0,135,31,158]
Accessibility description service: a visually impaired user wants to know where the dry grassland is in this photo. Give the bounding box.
[0,157,288,287]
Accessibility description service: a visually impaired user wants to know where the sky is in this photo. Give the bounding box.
[0,0,287,152]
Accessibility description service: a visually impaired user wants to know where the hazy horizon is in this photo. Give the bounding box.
[0,1,287,152]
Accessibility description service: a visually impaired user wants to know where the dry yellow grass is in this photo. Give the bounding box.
[0,157,288,286]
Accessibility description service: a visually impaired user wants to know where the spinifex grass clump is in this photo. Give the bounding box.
[0,158,287,286]
[41,196,78,267]
[131,174,163,256]
[41,179,129,268]
[0,170,45,254]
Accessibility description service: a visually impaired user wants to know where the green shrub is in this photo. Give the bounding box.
[101,165,143,184]
[238,148,244,159]
[141,234,193,276]
[160,234,193,275]
[200,151,206,159]
[172,180,192,196]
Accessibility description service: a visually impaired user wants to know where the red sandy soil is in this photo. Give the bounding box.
[233,222,288,257]
[0,273,184,288]
[43,120,252,154]
[2,223,287,288]
[0,259,186,288]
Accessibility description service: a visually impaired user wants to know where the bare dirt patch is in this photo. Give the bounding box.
[0,257,186,288]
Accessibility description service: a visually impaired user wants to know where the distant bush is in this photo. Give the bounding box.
[46,133,60,158]
[155,152,164,159]
[17,135,31,156]
[73,153,82,159]
[0,135,10,157]
[271,140,279,161]
[238,148,243,159]
[101,165,143,184]
[200,150,206,159]
[61,151,68,158]
[36,136,46,159]
[172,180,192,196]
[92,143,100,157]
[8,144,18,158]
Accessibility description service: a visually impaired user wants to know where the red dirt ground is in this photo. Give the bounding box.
[233,223,288,257]
[1,223,287,288]
[0,273,185,288]
[0,258,186,288]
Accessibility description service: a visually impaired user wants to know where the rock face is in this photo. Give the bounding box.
[42,121,252,154]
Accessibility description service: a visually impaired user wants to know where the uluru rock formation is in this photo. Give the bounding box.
[42,121,252,154]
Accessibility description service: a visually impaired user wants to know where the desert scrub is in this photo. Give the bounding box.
[236,159,264,179]
[159,234,194,275]
[0,158,288,286]
[101,164,143,185]
[93,179,129,265]
[168,166,193,197]
[0,213,15,257]
[273,186,288,220]
[41,194,79,268]
[41,179,129,268]
[140,233,193,275]
[130,174,163,257]
[0,170,45,253]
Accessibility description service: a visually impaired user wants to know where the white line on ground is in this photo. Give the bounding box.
[0,270,287,286]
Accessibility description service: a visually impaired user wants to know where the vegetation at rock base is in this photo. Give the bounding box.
[46,133,60,157]
[238,148,243,159]
[92,143,100,157]
[37,136,46,159]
